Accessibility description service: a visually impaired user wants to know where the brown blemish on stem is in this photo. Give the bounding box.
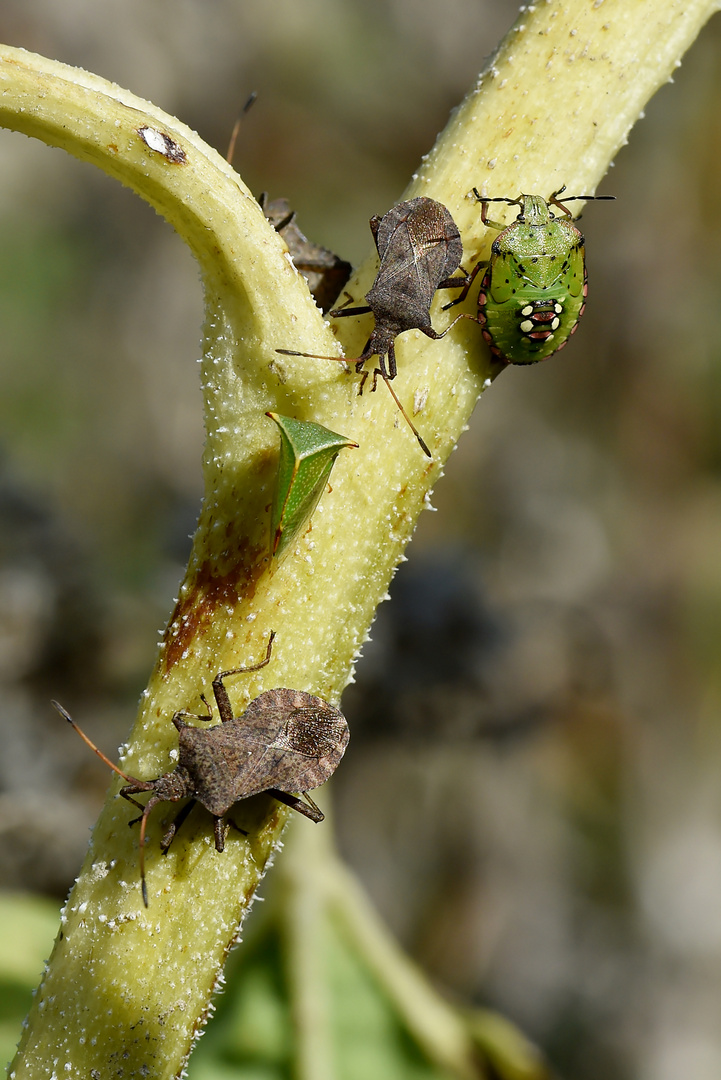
[163,543,267,670]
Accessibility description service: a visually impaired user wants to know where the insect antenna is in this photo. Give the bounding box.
[276,348,431,457]
[137,796,163,907]
[474,196,518,205]
[53,699,160,907]
[376,370,432,457]
[472,189,522,206]
[276,347,366,364]
[471,187,615,212]
[226,91,257,167]
[553,195,616,201]
[52,700,143,786]
[268,789,325,822]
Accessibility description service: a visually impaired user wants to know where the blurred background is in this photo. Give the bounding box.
[0,2,720,1078]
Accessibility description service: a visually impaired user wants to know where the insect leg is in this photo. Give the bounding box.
[159,800,196,852]
[549,186,574,217]
[172,695,213,728]
[213,816,228,852]
[268,788,325,823]
[301,792,322,818]
[549,189,616,218]
[226,817,249,837]
[329,304,373,319]
[472,189,522,230]
[212,630,276,722]
[384,344,397,382]
[271,207,296,231]
[121,788,154,816]
[436,269,474,289]
[329,290,371,317]
[257,192,296,232]
[440,261,486,309]
[436,311,480,336]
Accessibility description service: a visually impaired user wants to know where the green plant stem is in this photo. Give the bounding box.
[281,822,337,1080]
[279,817,481,1080]
[2,1,718,1075]
[326,843,480,1079]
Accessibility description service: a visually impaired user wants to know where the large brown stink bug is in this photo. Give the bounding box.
[54,632,349,905]
[277,196,467,457]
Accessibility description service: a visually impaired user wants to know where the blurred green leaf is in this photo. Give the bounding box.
[188,931,290,1080]
[267,413,357,559]
[326,913,457,1080]
[188,901,458,1080]
[0,894,60,1067]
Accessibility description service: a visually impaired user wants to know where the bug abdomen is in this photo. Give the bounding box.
[478,265,588,365]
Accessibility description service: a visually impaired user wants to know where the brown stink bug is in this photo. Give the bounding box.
[54,632,349,905]
[259,193,352,313]
[276,196,467,458]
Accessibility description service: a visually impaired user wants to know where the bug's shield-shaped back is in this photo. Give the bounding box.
[228,688,348,802]
[368,197,463,330]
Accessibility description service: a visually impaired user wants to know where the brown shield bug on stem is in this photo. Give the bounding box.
[276,196,468,458]
[53,632,349,906]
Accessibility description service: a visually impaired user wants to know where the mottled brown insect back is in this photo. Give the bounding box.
[277,196,467,458]
[53,634,349,906]
[172,688,348,815]
[362,198,464,347]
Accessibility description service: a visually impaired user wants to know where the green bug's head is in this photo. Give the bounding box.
[517,194,554,226]
[475,191,558,229]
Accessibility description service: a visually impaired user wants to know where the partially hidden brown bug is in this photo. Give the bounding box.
[54,632,349,905]
[227,94,351,312]
[259,193,352,313]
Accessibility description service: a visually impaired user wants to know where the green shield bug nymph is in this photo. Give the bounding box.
[444,187,614,365]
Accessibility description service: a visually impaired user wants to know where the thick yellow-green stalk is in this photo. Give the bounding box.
[2,1,717,1076]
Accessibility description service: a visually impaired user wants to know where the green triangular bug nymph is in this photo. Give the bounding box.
[443,187,614,365]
